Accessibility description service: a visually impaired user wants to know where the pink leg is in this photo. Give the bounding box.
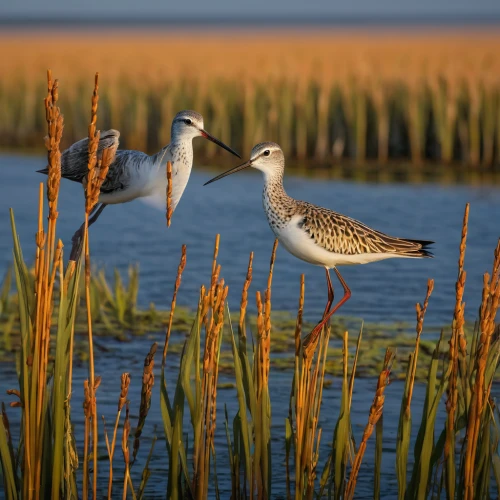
[303,267,351,353]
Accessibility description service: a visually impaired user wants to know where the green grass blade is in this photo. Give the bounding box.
[136,436,157,500]
[396,353,414,499]
[227,308,252,485]
[52,257,82,499]
[0,411,18,500]
[409,330,449,500]
[333,338,351,499]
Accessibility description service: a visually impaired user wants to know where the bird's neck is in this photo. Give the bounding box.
[153,136,194,168]
[262,173,295,226]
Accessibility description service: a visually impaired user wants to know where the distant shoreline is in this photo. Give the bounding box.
[1,14,500,32]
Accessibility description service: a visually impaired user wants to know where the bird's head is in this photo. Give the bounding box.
[204,142,284,186]
[171,110,240,158]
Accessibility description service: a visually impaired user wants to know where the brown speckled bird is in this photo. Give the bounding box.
[205,142,433,347]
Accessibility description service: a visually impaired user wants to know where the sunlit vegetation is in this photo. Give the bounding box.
[0,70,498,499]
[1,31,500,167]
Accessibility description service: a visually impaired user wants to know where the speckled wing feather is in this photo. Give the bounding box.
[297,201,433,257]
[38,129,121,183]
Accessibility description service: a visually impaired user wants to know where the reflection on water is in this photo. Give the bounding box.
[1,154,499,497]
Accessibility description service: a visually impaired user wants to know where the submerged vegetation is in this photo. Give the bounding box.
[2,31,500,169]
[0,71,499,499]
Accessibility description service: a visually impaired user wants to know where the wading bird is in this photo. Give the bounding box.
[204,142,433,349]
[38,110,240,236]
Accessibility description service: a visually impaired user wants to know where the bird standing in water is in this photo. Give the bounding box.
[38,110,240,233]
[205,142,433,350]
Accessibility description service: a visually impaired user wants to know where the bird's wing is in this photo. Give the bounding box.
[58,129,121,183]
[296,201,433,257]
[99,150,150,194]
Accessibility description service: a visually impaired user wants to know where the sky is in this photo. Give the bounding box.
[2,0,500,20]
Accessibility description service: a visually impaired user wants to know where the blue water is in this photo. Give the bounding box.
[1,154,499,326]
[1,153,499,498]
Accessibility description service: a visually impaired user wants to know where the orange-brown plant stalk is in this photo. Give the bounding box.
[163,244,187,363]
[344,349,395,500]
[80,72,117,500]
[405,278,434,416]
[133,343,157,461]
[292,271,332,499]
[23,70,64,500]
[463,239,500,499]
[121,404,131,500]
[239,252,254,336]
[444,203,469,497]
[103,372,130,499]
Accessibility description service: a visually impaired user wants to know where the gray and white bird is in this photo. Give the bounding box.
[205,142,433,348]
[38,110,240,228]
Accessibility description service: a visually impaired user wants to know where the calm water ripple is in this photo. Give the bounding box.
[1,154,499,497]
[1,154,499,326]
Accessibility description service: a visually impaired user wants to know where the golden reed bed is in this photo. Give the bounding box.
[2,29,500,83]
[2,29,500,167]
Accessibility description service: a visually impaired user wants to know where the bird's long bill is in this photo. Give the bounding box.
[204,160,253,186]
[200,130,241,158]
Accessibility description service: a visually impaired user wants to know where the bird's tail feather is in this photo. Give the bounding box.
[399,239,434,258]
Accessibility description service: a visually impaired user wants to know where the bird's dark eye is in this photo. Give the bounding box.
[184,119,192,125]
[264,150,270,156]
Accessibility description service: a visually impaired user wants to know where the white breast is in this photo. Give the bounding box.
[275,216,406,268]
[167,144,193,212]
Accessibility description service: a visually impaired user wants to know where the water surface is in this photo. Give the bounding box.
[1,154,499,498]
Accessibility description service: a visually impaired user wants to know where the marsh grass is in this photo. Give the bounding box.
[1,32,500,168]
[0,71,499,500]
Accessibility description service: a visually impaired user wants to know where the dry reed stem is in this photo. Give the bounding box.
[294,274,305,358]
[83,380,91,499]
[122,404,131,500]
[166,161,173,227]
[43,69,63,263]
[163,245,187,363]
[239,252,254,335]
[84,73,100,215]
[210,234,221,301]
[444,203,469,493]
[133,343,157,461]
[405,279,434,417]
[82,73,101,500]
[464,239,500,499]
[25,70,64,499]
[297,316,331,498]
[195,279,228,500]
[286,274,305,496]
[344,349,395,500]
[260,239,278,393]
[106,372,130,499]
[348,328,363,411]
